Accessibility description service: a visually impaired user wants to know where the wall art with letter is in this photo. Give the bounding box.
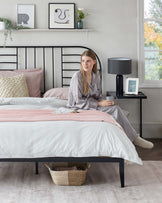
[17,4,35,28]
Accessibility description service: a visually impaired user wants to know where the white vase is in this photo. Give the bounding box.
[0,22,5,30]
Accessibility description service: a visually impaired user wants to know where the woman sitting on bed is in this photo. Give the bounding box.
[67,49,154,149]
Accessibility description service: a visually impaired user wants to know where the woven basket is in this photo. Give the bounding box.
[45,163,89,186]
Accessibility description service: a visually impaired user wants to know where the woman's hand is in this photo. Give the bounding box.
[98,99,115,107]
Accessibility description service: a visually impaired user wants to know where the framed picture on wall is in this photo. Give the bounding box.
[17,4,35,28]
[48,3,75,29]
[125,78,139,94]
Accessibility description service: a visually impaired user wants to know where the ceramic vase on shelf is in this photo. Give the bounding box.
[0,22,5,30]
[77,20,83,29]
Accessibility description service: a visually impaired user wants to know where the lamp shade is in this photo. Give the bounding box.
[108,57,131,75]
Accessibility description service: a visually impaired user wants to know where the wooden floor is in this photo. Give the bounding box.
[136,139,162,161]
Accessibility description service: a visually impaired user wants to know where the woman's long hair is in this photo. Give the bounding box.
[81,50,98,94]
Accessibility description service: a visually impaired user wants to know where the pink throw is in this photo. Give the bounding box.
[0,109,122,129]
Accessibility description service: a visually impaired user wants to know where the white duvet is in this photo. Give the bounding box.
[0,97,142,165]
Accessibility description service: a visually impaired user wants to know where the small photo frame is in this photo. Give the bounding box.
[17,4,35,28]
[125,78,139,94]
[48,3,75,29]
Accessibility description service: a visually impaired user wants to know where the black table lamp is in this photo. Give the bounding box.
[108,57,132,96]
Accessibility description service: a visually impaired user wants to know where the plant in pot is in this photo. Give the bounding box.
[0,18,28,47]
[76,8,88,29]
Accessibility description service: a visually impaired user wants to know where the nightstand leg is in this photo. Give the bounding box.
[35,161,39,174]
[140,99,142,137]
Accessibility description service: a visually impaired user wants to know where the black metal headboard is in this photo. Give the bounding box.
[0,46,102,93]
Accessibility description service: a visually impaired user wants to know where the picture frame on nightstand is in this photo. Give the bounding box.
[125,78,139,95]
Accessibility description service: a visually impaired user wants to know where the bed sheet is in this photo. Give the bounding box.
[0,97,142,165]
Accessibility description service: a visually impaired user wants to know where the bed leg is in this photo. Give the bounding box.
[35,161,39,175]
[119,159,124,187]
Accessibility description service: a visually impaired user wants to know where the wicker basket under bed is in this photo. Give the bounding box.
[45,163,89,186]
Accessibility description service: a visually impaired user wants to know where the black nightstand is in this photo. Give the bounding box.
[106,91,147,138]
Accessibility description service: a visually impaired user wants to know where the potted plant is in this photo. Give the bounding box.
[0,18,28,47]
[76,8,88,29]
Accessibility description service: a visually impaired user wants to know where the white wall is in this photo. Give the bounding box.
[0,0,162,138]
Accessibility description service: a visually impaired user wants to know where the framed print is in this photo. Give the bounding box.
[125,78,139,94]
[17,4,35,28]
[48,3,75,29]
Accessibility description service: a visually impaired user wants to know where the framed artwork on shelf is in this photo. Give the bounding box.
[17,4,35,28]
[48,3,75,29]
[125,78,139,94]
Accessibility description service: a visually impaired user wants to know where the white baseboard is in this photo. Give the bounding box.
[132,122,162,138]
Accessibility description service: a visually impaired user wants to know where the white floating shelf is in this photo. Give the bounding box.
[11,28,93,32]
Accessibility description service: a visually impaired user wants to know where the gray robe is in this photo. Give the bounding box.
[67,71,102,109]
[67,71,138,142]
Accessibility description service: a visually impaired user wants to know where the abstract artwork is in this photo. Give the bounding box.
[49,3,75,29]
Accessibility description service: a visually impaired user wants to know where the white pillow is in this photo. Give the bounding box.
[0,97,67,108]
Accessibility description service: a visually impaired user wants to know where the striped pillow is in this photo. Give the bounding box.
[0,74,29,97]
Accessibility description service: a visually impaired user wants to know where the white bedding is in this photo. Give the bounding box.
[0,97,142,165]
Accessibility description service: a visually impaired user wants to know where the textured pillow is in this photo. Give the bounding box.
[0,68,43,97]
[43,87,69,100]
[0,74,29,97]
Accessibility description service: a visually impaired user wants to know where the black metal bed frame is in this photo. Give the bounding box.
[0,45,124,187]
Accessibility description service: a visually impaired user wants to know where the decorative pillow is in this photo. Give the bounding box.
[0,68,43,97]
[0,74,29,97]
[43,87,69,100]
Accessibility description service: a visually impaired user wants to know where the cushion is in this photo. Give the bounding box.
[0,68,43,97]
[43,87,69,100]
[0,74,29,97]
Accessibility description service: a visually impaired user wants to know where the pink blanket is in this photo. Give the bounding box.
[0,109,120,127]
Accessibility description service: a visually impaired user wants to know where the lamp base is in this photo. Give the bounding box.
[116,74,123,96]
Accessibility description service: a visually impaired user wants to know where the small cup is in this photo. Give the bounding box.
[106,96,114,102]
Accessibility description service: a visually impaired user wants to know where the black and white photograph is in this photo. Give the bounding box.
[48,3,75,29]
[125,78,139,94]
[17,4,35,28]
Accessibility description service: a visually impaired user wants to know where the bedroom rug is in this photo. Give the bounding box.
[0,161,161,203]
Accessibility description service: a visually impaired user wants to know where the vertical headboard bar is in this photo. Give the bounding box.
[61,47,63,87]
[25,47,27,69]
[95,53,102,82]
[43,47,46,92]
[34,47,36,69]
[52,47,54,88]
[16,47,18,70]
